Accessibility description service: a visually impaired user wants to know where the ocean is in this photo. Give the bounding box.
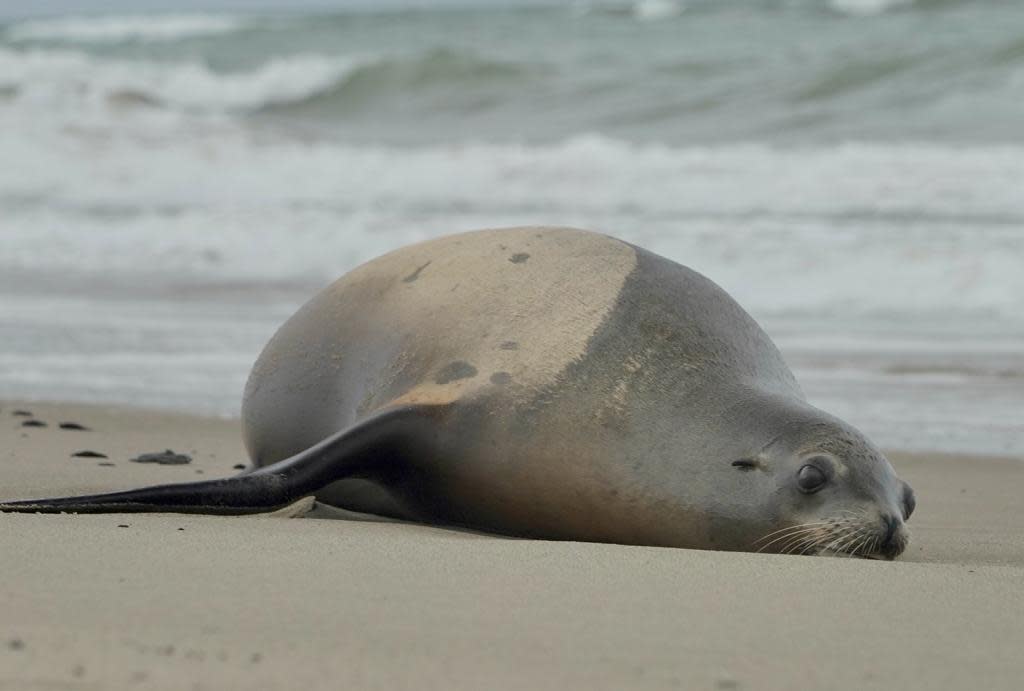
[1,0,1022,455]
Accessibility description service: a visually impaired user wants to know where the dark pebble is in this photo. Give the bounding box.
[21,419,47,428]
[130,449,192,465]
[11,410,32,417]
[58,422,91,431]
[72,450,108,459]
[117,524,129,528]
[232,464,247,470]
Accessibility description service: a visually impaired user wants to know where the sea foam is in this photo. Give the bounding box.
[5,14,248,43]
[828,0,915,16]
[2,110,1022,327]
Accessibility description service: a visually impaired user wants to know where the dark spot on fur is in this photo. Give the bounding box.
[509,253,530,264]
[72,450,107,459]
[402,260,431,283]
[490,372,512,386]
[59,422,90,431]
[21,419,46,428]
[435,361,478,384]
[499,341,519,350]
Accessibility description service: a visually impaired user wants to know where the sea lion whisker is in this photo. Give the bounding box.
[848,532,873,558]
[755,528,825,553]
[756,524,830,553]
[779,533,819,555]
[834,528,866,556]
[792,537,822,556]
[866,534,881,559]
[815,531,845,555]
[753,521,831,546]
[817,523,862,556]
[782,527,833,555]
[761,531,821,555]
[792,532,829,556]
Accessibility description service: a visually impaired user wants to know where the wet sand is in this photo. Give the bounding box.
[1,400,1022,690]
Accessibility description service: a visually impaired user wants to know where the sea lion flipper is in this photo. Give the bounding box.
[0,405,436,515]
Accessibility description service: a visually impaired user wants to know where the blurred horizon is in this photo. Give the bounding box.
[0,0,556,21]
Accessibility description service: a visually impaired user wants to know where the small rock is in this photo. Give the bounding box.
[11,410,32,417]
[130,449,192,465]
[21,419,47,428]
[58,422,91,431]
[232,464,247,471]
[72,450,108,459]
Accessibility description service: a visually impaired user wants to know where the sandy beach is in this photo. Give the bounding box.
[1,400,1021,690]
[4,2,1024,689]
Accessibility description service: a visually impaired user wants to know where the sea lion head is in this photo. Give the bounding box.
[729,414,915,560]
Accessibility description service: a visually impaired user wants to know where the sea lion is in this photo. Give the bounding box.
[0,227,915,558]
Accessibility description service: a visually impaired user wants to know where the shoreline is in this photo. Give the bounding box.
[2,399,1023,689]
[7,396,1021,462]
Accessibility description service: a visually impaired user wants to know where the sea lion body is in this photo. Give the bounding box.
[243,228,799,547]
[1,227,915,557]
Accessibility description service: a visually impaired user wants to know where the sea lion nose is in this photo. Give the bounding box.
[877,514,906,560]
[902,482,916,521]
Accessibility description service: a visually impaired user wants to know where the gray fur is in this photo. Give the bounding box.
[241,226,914,557]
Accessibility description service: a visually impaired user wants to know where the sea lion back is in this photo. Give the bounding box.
[241,226,638,463]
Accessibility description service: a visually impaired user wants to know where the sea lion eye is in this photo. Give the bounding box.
[797,464,827,493]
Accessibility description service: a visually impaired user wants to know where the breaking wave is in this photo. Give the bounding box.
[0,47,367,112]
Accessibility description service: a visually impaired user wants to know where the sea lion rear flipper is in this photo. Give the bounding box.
[0,405,435,515]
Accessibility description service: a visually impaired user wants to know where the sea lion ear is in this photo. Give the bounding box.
[730,458,763,471]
